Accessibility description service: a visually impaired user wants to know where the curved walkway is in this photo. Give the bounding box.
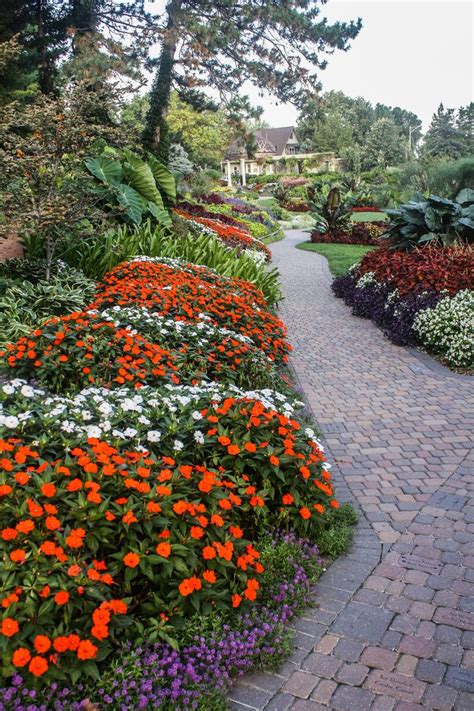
[229,231,474,711]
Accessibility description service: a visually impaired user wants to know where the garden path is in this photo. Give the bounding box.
[229,230,474,711]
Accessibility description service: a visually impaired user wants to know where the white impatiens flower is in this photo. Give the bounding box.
[123,428,138,438]
[191,411,203,420]
[173,440,184,451]
[194,430,205,444]
[2,385,14,395]
[85,425,103,439]
[3,415,19,428]
[20,385,35,398]
[147,431,161,442]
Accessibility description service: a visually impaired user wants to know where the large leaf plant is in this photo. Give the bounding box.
[85,148,176,227]
[385,189,474,250]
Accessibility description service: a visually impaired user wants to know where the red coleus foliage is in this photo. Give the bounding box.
[357,245,474,296]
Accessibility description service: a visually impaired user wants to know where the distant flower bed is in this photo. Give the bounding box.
[311,222,387,246]
[351,206,381,213]
[332,245,474,368]
[175,208,271,260]
[282,200,310,213]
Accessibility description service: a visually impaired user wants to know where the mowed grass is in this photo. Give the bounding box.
[295,242,375,276]
[350,211,388,222]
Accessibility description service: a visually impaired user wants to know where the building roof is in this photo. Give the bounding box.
[224,126,298,160]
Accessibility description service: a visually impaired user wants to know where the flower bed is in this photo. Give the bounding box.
[174,208,271,260]
[351,206,381,213]
[310,222,386,246]
[332,246,474,367]
[0,248,350,704]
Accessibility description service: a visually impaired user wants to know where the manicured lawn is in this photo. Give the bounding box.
[350,211,388,222]
[296,241,375,276]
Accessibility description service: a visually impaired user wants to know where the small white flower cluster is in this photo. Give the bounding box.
[356,271,377,289]
[243,249,268,267]
[413,290,474,368]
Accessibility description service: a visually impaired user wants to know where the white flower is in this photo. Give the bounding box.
[4,415,19,428]
[85,425,103,438]
[123,428,138,438]
[2,385,14,395]
[194,430,204,444]
[191,410,203,420]
[20,385,35,398]
[173,439,184,451]
[147,430,161,442]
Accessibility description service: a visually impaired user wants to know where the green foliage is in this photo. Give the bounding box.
[422,103,471,160]
[295,242,375,276]
[307,185,352,234]
[0,261,95,346]
[84,147,175,227]
[385,190,474,250]
[364,118,405,169]
[317,503,358,558]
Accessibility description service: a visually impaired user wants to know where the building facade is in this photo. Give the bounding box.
[222,126,341,185]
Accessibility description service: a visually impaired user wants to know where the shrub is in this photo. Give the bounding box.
[91,259,290,364]
[357,245,474,295]
[385,190,474,250]
[413,290,474,367]
[0,380,337,683]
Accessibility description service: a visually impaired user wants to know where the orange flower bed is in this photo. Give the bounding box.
[92,260,290,364]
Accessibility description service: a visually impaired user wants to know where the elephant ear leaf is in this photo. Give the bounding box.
[114,183,145,225]
[147,153,176,203]
[122,150,164,207]
[147,201,172,227]
[84,156,122,185]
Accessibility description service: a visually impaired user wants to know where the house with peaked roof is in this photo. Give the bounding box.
[222,126,341,185]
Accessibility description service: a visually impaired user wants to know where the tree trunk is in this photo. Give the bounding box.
[142,0,182,163]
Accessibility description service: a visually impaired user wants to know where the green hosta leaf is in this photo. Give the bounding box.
[147,153,177,203]
[84,156,122,185]
[424,206,444,231]
[114,183,145,225]
[122,150,164,207]
[457,188,474,206]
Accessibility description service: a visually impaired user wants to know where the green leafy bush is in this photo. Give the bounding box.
[385,190,474,250]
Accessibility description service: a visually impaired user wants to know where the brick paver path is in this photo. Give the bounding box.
[229,231,474,711]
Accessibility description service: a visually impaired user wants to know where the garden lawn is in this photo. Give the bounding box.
[350,211,388,222]
[296,242,375,276]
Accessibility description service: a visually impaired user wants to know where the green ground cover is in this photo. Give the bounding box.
[295,241,375,276]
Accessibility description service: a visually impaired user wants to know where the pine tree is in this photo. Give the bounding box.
[457,102,474,156]
[423,103,466,159]
[142,0,362,161]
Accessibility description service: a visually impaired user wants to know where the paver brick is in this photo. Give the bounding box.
[283,671,319,699]
[360,646,398,670]
[365,669,426,703]
[330,684,375,711]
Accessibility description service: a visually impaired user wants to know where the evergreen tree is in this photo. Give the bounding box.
[364,117,405,168]
[423,103,465,159]
[142,0,362,161]
[457,102,474,155]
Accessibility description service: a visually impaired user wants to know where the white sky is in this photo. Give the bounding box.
[242,0,474,131]
[145,0,473,132]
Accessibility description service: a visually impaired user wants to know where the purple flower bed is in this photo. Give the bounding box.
[0,535,323,711]
[332,272,441,346]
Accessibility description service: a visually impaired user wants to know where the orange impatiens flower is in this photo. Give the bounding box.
[12,648,31,667]
[34,635,51,653]
[178,576,202,596]
[10,549,26,563]
[1,618,19,637]
[156,542,171,558]
[299,507,311,520]
[28,655,48,676]
[123,552,140,568]
[54,591,70,605]
[77,640,98,660]
[40,482,56,497]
